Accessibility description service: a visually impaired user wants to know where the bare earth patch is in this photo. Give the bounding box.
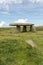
[26,40,36,48]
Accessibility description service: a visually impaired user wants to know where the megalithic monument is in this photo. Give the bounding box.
[10,23,36,32]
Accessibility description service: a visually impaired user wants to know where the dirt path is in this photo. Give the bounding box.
[26,40,36,48]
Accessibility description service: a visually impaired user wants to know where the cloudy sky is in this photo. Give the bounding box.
[0,0,43,27]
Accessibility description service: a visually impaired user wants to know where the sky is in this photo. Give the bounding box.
[0,0,43,27]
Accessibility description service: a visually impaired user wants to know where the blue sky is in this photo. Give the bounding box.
[0,0,43,27]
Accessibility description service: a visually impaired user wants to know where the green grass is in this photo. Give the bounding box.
[0,28,43,65]
[36,26,43,31]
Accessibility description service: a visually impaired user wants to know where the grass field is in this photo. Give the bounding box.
[0,27,43,65]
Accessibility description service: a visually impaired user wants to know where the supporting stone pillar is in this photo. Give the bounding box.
[16,25,20,32]
[23,26,27,32]
[30,25,33,31]
[30,25,36,32]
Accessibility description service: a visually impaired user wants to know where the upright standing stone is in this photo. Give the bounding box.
[30,25,36,32]
[16,25,20,32]
[23,26,27,32]
[30,25,32,31]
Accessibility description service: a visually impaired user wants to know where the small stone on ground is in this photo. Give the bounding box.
[26,40,36,48]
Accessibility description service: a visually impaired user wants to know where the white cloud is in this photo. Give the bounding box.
[29,0,43,3]
[0,0,43,15]
[0,0,23,4]
[0,0,6,3]
[0,0,23,14]
[2,4,9,11]
[0,21,9,27]
[1,11,10,15]
[0,0,43,11]
[13,19,28,23]
[0,0,43,4]
[12,0,23,4]
[0,1,10,14]
[0,19,28,27]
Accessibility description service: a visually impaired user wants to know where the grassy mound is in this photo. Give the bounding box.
[0,39,42,65]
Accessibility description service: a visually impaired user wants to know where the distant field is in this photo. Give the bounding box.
[0,27,43,65]
[36,26,43,31]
